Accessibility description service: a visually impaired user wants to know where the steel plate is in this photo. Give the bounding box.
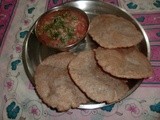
[22,0,150,109]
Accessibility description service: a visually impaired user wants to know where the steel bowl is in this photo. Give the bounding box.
[34,6,89,51]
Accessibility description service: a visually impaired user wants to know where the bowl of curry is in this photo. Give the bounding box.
[35,6,89,51]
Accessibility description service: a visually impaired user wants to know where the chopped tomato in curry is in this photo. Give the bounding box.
[36,9,88,48]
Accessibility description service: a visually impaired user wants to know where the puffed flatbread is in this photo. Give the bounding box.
[34,52,89,111]
[68,50,129,103]
[94,47,153,79]
[89,14,143,48]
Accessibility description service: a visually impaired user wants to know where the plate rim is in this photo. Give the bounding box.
[22,0,150,110]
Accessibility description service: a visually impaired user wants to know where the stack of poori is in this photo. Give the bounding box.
[34,14,153,111]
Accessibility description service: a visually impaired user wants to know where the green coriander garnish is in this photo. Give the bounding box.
[43,12,76,43]
[53,16,65,29]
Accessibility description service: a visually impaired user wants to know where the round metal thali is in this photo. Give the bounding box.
[22,0,150,109]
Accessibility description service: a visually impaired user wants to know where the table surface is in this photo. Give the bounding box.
[0,0,160,120]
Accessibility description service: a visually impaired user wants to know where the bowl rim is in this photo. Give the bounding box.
[34,6,90,51]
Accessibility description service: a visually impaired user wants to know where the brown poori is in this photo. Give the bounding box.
[68,50,129,103]
[94,47,153,79]
[34,52,89,111]
[89,14,143,48]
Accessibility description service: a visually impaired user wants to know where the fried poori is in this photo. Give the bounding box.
[34,52,89,111]
[94,47,153,79]
[89,14,143,48]
[68,50,129,103]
